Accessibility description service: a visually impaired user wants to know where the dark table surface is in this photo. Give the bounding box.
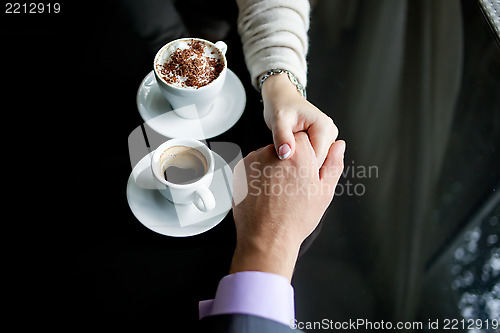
[3,1,499,331]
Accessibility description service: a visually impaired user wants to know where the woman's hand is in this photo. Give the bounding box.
[261,73,339,165]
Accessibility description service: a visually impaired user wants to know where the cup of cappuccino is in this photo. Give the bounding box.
[151,138,216,212]
[154,38,228,119]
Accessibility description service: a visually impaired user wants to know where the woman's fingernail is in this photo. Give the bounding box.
[278,144,291,160]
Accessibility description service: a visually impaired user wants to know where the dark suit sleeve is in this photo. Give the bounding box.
[199,314,303,333]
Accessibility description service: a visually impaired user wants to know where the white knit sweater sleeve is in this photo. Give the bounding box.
[236,0,310,89]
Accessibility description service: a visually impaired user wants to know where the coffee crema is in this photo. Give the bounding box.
[160,145,208,185]
[156,39,224,89]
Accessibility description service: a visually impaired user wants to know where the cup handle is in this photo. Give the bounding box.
[194,186,216,212]
[214,41,227,55]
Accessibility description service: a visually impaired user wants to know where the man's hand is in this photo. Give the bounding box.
[230,132,345,281]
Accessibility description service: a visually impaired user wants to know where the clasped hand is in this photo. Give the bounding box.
[261,73,339,165]
[231,132,345,281]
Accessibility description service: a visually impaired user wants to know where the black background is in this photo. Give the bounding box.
[2,1,260,329]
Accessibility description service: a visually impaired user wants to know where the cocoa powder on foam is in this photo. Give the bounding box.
[157,40,224,89]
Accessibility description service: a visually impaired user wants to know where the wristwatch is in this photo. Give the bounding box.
[258,69,307,99]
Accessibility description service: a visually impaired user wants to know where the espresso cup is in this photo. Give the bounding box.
[154,38,228,119]
[151,138,216,212]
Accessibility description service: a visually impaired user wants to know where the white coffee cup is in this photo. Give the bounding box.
[151,138,216,212]
[154,38,228,119]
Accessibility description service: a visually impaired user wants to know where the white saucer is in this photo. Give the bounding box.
[136,69,246,139]
[126,151,233,237]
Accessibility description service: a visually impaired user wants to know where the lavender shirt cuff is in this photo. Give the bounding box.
[199,271,295,327]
